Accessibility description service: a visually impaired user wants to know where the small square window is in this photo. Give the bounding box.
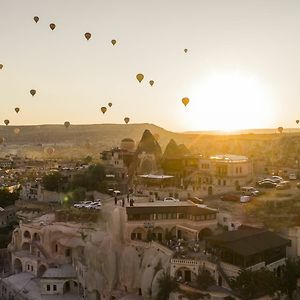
[47,285,51,291]
[53,285,57,291]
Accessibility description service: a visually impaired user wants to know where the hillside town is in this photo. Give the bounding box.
[0,129,300,300]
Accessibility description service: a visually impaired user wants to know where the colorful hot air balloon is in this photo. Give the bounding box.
[277,127,283,134]
[33,16,39,23]
[296,120,299,125]
[101,107,107,114]
[30,89,36,96]
[0,64,3,70]
[108,102,112,108]
[149,80,154,87]
[4,119,9,126]
[111,39,117,46]
[49,23,56,31]
[84,32,91,41]
[124,117,130,124]
[15,107,20,114]
[136,74,144,83]
[64,121,70,128]
[14,128,20,135]
[182,97,189,107]
[184,48,188,53]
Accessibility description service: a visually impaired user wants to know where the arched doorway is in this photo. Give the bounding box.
[37,264,47,277]
[152,227,164,242]
[130,227,145,241]
[175,267,196,283]
[21,242,30,251]
[14,258,22,273]
[198,228,212,241]
[23,230,31,239]
[63,280,78,294]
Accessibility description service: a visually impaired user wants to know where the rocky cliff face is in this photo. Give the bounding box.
[135,129,162,160]
[10,205,171,299]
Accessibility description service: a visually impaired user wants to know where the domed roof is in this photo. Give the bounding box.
[121,138,134,142]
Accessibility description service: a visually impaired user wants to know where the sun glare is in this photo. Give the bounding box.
[187,71,271,132]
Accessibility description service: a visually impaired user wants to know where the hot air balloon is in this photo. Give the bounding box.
[149,80,154,87]
[108,102,112,108]
[124,117,130,124]
[49,23,56,31]
[0,64,3,70]
[4,120,9,126]
[84,32,91,41]
[182,97,189,107]
[184,49,188,53]
[33,16,39,23]
[45,147,55,156]
[296,120,299,125]
[101,107,107,114]
[64,121,70,128]
[136,74,144,83]
[14,128,20,135]
[15,107,20,114]
[30,89,36,96]
[277,127,283,134]
[111,39,117,46]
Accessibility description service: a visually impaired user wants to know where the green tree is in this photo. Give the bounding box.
[195,268,216,291]
[231,268,280,300]
[0,189,19,207]
[156,272,178,300]
[279,259,300,299]
[42,172,64,192]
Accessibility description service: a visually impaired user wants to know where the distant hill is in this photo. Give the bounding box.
[0,124,197,159]
[1,124,300,167]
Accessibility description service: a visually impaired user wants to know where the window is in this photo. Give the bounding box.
[66,249,71,257]
[53,285,57,291]
[55,244,58,252]
[47,285,50,291]
[31,266,33,271]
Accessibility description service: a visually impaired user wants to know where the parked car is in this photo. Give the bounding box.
[73,200,93,209]
[276,181,291,190]
[240,196,251,203]
[289,173,297,180]
[257,181,277,188]
[164,197,180,202]
[241,187,260,196]
[268,176,283,183]
[86,202,102,209]
[89,202,102,210]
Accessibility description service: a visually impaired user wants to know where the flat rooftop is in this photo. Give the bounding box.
[209,154,248,162]
[127,201,218,215]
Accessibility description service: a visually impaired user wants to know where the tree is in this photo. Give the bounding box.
[195,268,216,291]
[231,268,280,300]
[279,259,300,299]
[0,189,19,207]
[42,172,64,192]
[156,272,178,300]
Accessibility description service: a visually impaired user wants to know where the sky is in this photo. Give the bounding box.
[1,0,300,132]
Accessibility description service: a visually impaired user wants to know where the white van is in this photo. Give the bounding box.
[241,187,259,196]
